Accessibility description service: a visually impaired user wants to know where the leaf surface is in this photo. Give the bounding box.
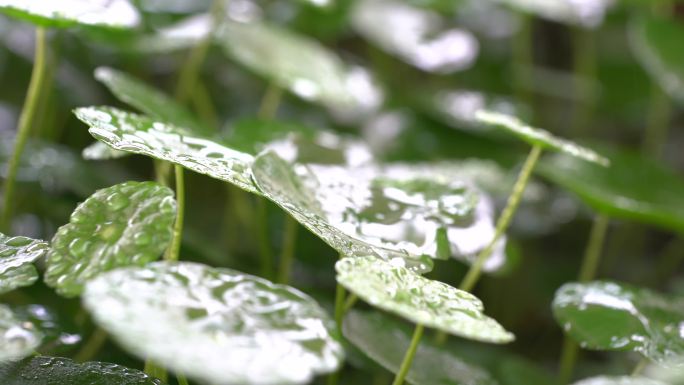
[0,234,48,294]
[0,0,140,29]
[0,305,42,362]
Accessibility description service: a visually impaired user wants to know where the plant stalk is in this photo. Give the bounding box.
[256,198,274,280]
[512,13,533,106]
[572,26,596,134]
[73,328,108,362]
[177,373,190,385]
[277,216,299,284]
[165,165,185,262]
[391,323,424,385]
[333,282,346,328]
[1,28,48,231]
[144,360,168,383]
[631,357,648,376]
[459,144,543,292]
[642,83,671,159]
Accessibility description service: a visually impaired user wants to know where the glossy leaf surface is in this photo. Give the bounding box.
[74,106,259,193]
[0,356,164,384]
[553,281,684,365]
[45,181,176,297]
[0,0,140,29]
[0,234,48,294]
[336,256,514,343]
[571,376,667,385]
[475,110,609,166]
[83,261,344,385]
[0,305,42,361]
[492,0,613,28]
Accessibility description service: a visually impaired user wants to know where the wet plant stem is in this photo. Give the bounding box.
[144,360,168,383]
[391,323,424,385]
[1,28,48,231]
[459,144,543,292]
[164,165,185,262]
[177,373,190,385]
[558,213,610,384]
[333,283,346,328]
[631,357,649,376]
[73,328,108,362]
[277,216,298,284]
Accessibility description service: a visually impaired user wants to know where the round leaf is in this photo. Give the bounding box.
[491,0,613,28]
[44,181,176,297]
[336,256,514,343]
[475,110,609,166]
[0,0,140,29]
[553,281,684,366]
[0,305,42,362]
[82,141,129,160]
[0,356,164,384]
[536,147,684,234]
[83,261,344,385]
[571,376,667,385]
[74,106,259,193]
[0,234,48,294]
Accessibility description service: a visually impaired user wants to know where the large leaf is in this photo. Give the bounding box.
[44,181,176,297]
[491,0,613,28]
[351,0,478,73]
[83,261,344,385]
[0,234,48,294]
[74,106,259,193]
[136,13,212,53]
[344,310,498,385]
[0,0,140,29]
[630,15,684,105]
[571,376,667,385]
[0,356,164,384]
[11,304,81,355]
[536,147,684,234]
[553,281,684,366]
[336,256,514,343]
[475,110,609,166]
[0,305,42,361]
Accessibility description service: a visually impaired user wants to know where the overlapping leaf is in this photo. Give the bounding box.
[553,281,684,366]
[571,376,667,385]
[83,261,344,385]
[0,356,165,384]
[491,0,614,28]
[0,305,42,362]
[0,0,140,29]
[336,256,514,343]
[44,181,176,297]
[0,234,48,294]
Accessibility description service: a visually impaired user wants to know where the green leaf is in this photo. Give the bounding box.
[44,181,176,297]
[553,280,684,365]
[630,15,684,105]
[344,310,498,385]
[0,356,165,384]
[491,0,613,27]
[136,13,212,53]
[336,256,514,343]
[0,0,140,29]
[82,141,129,160]
[226,119,318,155]
[74,106,259,193]
[0,305,42,361]
[571,376,667,385]
[83,261,344,385]
[0,234,48,294]
[536,147,684,234]
[475,110,609,166]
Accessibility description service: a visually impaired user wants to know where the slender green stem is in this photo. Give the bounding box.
[631,357,648,376]
[165,165,185,262]
[1,28,48,231]
[342,293,358,314]
[512,13,533,106]
[459,145,543,292]
[558,213,610,384]
[277,216,299,284]
[333,282,346,328]
[258,83,283,120]
[177,373,190,385]
[255,198,274,279]
[192,80,219,129]
[391,324,424,385]
[144,360,168,383]
[73,328,108,362]
[642,83,671,159]
[572,26,596,134]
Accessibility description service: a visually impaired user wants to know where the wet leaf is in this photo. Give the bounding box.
[475,110,609,166]
[536,147,684,234]
[336,256,514,343]
[630,15,684,104]
[344,310,498,385]
[226,119,318,155]
[553,281,684,366]
[44,181,176,297]
[136,13,212,53]
[0,305,42,361]
[0,234,48,294]
[0,0,140,29]
[83,261,344,385]
[11,304,81,355]
[0,356,165,384]
[571,376,667,385]
[491,0,613,28]
[74,106,259,193]
[82,141,129,160]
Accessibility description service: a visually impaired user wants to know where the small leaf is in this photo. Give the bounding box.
[0,305,42,362]
[136,13,212,53]
[83,261,344,385]
[74,106,259,193]
[536,147,684,234]
[336,256,514,343]
[475,110,609,166]
[44,181,176,297]
[571,376,667,385]
[82,141,129,160]
[630,15,684,104]
[553,280,684,366]
[0,234,48,294]
[344,310,498,385]
[0,0,140,29]
[0,356,165,384]
[491,0,613,28]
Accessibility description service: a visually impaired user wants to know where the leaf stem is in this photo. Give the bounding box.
[333,282,346,328]
[343,293,358,314]
[1,27,48,231]
[391,323,424,385]
[277,216,298,284]
[177,373,190,385]
[164,165,185,262]
[631,357,649,376]
[512,13,533,106]
[571,26,596,134]
[255,198,274,280]
[73,328,108,362]
[144,360,168,383]
[459,144,543,292]
[642,82,671,159]
[258,83,283,120]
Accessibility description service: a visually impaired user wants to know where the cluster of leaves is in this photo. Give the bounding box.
[0,0,683,385]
